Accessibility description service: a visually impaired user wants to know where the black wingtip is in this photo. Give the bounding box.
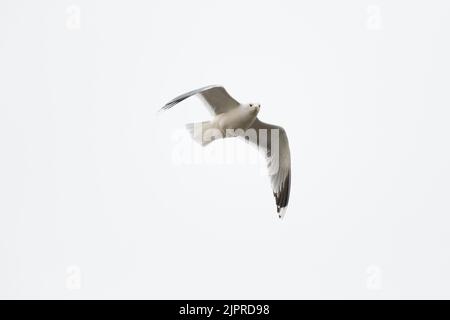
[158,103,173,112]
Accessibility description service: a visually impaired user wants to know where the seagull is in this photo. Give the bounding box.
[159,85,291,219]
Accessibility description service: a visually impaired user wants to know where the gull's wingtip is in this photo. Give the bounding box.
[277,207,287,220]
[157,103,172,114]
[157,106,166,114]
[156,108,164,116]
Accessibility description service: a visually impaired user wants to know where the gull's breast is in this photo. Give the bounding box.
[216,109,255,132]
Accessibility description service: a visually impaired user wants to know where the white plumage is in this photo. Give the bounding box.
[160,85,291,219]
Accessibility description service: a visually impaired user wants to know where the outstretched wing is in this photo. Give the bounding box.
[160,85,240,115]
[246,118,291,219]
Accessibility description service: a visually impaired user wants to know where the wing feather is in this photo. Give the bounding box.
[246,118,291,218]
[160,85,240,115]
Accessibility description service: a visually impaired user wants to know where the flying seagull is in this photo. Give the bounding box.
[159,85,291,219]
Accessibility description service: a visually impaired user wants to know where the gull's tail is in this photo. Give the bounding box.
[185,121,222,147]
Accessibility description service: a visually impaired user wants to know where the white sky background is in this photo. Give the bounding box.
[1,0,449,299]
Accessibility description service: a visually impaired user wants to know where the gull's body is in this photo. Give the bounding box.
[160,85,291,219]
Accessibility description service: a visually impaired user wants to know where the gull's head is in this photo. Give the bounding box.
[247,103,261,115]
